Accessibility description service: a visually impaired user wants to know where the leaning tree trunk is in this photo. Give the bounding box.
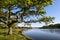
[8,25,12,35]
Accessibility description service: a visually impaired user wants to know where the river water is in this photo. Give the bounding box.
[23,29,60,40]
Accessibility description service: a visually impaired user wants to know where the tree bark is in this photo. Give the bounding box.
[8,25,12,35]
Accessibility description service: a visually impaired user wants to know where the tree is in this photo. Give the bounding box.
[0,0,54,35]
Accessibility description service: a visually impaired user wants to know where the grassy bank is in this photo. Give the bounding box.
[0,29,32,40]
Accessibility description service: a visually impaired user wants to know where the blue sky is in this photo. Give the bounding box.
[45,0,60,24]
[17,0,60,27]
[30,0,60,27]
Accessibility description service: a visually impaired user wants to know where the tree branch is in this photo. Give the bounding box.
[0,19,7,24]
[24,20,40,23]
[0,16,7,24]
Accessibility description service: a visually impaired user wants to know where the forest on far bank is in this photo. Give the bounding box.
[40,23,60,29]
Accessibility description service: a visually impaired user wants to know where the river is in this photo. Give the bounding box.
[22,29,60,40]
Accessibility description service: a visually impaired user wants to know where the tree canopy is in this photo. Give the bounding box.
[0,0,54,24]
[0,0,55,35]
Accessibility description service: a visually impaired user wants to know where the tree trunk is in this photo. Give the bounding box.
[8,25,12,35]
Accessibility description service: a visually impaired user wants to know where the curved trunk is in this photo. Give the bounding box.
[8,25,12,35]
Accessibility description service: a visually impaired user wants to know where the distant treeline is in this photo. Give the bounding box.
[0,24,32,29]
[40,23,60,29]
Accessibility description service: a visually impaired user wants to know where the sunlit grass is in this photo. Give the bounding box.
[0,29,32,40]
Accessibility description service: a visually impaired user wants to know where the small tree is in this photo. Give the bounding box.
[0,0,54,35]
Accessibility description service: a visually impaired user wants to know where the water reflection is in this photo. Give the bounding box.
[40,29,60,34]
[23,29,60,40]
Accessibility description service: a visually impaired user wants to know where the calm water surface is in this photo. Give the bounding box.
[23,29,60,40]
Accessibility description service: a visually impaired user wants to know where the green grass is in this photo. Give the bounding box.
[0,29,32,40]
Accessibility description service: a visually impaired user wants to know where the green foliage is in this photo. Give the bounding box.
[0,0,54,25]
[39,16,55,24]
[0,0,53,7]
